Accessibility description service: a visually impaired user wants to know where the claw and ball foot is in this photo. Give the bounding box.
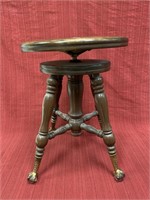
[27,157,41,183]
[114,169,125,181]
[27,172,38,184]
[110,152,125,182]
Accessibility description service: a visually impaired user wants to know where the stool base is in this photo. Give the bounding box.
[27,73,125,184]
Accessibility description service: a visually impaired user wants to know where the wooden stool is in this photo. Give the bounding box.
[21,37,128,183]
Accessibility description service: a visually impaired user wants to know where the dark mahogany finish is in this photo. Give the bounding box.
[21,36,128,59]
[21,36,128,183]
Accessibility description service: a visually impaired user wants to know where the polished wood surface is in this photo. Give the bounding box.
[21,36,128,59]
[40,59,110,75]
[23,36,128,183]
[28,64,125,183]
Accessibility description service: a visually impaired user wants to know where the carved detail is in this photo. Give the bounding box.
[90,74,111,131]
[82,111,98,121]
[48,124,72,139]
[103,131,115,147]
[28,75,58,183]
[49,108,57,131]
[28,171,38,184]
[36,132,48,148]
[27,157,41,183]
[28,70,125,183]
[80,123,103,137]
[90,74,104,94]
[49,76,63,131]
[90,74,124,181]
[55,110,70,121]
[103,131,125,181]
[113,168,125,181]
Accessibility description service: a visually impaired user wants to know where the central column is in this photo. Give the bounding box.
[67,75,83,136]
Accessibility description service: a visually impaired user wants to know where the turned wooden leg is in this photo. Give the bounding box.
[49,75,63,131]
[90,74,125,181]
[28,75,58,183]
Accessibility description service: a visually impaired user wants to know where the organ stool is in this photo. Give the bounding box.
[21,36,128,183]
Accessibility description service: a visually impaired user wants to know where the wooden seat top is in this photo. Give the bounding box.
[21,36,128,57]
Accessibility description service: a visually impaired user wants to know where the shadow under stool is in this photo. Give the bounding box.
[21,36,128,183]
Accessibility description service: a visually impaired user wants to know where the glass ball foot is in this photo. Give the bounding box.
[114,169,125,182]
[27,172,38,184]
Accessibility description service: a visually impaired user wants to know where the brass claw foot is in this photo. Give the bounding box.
[27,172,38,184]
[114,169,125,182]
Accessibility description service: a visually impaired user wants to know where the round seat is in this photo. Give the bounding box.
[40,59,110,75]
[21,36,128,59]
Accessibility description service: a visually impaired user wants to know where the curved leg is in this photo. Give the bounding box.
[49,75,63,131]
[28,75,58,183]
[90,74,125,181]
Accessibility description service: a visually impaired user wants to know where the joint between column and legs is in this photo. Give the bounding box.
[90,73,125,181]
[28,75,59,184]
